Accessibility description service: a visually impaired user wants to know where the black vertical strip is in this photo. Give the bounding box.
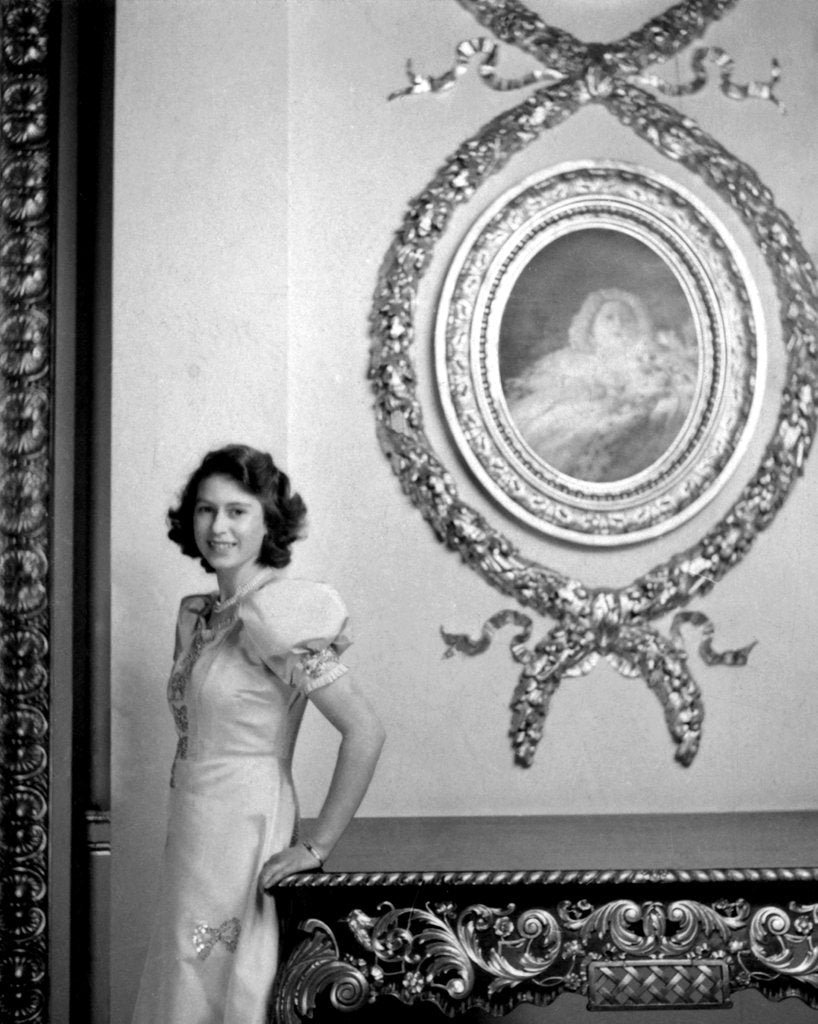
[77,0,113,822]
[51,0,76,1018]
[72,0,114,1020]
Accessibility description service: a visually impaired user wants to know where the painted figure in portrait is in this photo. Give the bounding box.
[499,230,699,483]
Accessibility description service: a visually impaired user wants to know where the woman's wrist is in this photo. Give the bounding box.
[301,839,325,869]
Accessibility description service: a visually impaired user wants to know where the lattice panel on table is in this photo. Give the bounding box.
[588,959,730,1009]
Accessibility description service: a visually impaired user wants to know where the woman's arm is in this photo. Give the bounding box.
[259,676,385,889]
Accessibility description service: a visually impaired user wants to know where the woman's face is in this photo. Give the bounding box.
[193,474,267,583]
[591,299,639,351]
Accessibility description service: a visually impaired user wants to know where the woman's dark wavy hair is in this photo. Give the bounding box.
[167,444,307,572]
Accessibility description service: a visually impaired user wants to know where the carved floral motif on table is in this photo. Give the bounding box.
[275,881,818,1019]
[369,0,818,768]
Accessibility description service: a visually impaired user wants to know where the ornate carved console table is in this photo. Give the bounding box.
[273,813,818,1021]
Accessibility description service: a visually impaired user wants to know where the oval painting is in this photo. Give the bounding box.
[498,229,699,483]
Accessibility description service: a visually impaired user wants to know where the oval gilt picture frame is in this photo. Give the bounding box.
[436,162,765,545]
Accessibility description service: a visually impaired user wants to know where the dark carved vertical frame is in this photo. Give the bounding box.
[0,1,54,1021]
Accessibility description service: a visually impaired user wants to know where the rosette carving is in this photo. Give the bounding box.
[0,627,47,695]
[372,0,818,766]
[0,310,48,377]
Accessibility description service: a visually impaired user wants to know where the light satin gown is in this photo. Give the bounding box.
[131,571,350,1024]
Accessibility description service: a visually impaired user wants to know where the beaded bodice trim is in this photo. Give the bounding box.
[167,597,235,787]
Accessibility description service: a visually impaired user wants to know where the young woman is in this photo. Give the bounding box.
[131,444,385,1024]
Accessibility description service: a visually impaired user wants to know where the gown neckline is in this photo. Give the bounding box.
[199,568,280,638]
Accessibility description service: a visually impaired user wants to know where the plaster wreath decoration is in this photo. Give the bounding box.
[368,0,818,767]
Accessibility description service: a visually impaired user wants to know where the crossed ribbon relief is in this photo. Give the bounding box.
[370,0,817,767]
[389,2,781,109]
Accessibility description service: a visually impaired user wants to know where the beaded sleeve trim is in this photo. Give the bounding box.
[298,647,342,681]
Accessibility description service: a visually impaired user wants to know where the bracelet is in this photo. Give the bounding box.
[302,840,324,869]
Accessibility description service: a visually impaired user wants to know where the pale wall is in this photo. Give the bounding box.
[111,1,288,1016]
[111,0,818,1019]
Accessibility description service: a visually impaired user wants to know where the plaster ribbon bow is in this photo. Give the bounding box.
[442,603,755,768]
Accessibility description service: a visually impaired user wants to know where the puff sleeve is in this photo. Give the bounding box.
[239,580,351,697]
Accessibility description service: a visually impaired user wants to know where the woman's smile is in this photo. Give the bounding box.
[207,540,236,552]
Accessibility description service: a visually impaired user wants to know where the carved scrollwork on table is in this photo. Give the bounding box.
[0,2,53,1022]
[275,888,818,1019]
[370,0,818,767]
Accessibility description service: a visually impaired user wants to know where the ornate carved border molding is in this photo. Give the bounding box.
[0,2,54,1021]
